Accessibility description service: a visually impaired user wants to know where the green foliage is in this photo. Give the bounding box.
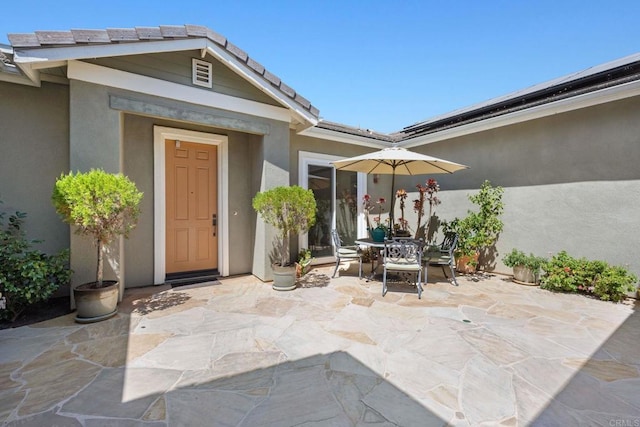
[52,169,142,285]
[252,186,316,266]
[296,248,313,276]
[443,180,504,260]
[0,200,71,322]
[502,249,546,272]
[540,251,637,302]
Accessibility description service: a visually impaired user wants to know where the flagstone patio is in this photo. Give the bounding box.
[1,265,638,426]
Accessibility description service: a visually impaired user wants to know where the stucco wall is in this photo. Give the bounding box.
[0,81,70,255]
[67,79,286,287]
[396,95,640,278]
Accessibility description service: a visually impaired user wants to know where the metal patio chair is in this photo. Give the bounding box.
[382,238,424,298]
[331,229,363,279]
[423,232,459,286]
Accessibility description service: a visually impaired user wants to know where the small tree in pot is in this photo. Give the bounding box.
[442,180,504,273]
[252,186,316,290]
[52,169,142,322]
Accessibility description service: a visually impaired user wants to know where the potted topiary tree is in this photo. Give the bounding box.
[502,249,546,285]
[52,169,142,323]
[252,185,316,290]
[443,180,504,273]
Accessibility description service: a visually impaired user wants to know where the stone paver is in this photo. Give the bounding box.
[0,266,638,426]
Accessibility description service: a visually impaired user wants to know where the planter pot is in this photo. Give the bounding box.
[371,227,386,243]
[512,265,538,285]
[456,253,479,274]
[272,265,297,291]
[394,230,412,238]
[74,280,119,323]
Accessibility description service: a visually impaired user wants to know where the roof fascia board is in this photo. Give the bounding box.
[299,126,390,149]
[12,39,207,87]
[400,78,640,148]
[67,60,290,123]
[13,38,208,64]
[204,42,318,130]
[30,60,67,70]
[0,71,39,86]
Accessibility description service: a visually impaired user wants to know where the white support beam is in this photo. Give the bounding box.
[67,60,291,123]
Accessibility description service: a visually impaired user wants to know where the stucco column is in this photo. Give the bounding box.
[252,121,291,281]
[69,80,124,305]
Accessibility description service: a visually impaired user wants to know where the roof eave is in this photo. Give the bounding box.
[204,43,318,130]
[399,77,640,148]
[11,35,318,127]
[299,126,392,149]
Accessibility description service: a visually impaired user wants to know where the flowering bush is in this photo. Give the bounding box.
[541,251,637,302]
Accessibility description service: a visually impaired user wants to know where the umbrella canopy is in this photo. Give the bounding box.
[332,146,468,175]
[332,146,468,234]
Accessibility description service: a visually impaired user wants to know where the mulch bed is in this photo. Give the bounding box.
[0,296,72,330]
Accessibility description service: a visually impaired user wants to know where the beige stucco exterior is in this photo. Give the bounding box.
[1,27,639,297]
[392,95,640,277]
[0,80,69,254]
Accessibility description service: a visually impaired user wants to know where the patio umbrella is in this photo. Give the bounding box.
[332,146,468,234]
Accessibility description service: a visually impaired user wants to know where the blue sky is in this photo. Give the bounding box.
[2,0,640,133]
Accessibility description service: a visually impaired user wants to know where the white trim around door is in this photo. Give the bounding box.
[153,126,229,284]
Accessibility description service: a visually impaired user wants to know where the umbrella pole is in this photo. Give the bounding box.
[389,169,396,239]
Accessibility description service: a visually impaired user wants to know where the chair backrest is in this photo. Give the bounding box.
[384,238,423,265]
[331,229,342,250]
[440,232,458,256]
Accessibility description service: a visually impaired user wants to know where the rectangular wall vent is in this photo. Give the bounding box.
[192,58,213,88]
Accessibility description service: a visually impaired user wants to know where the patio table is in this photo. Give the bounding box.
[355,237,386,281]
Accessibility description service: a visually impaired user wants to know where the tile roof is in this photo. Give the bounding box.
[315,120,396,143]
[7,24,319,119]
[398,52,640,139]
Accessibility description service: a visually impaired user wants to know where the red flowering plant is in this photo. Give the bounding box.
[362,194,374,230]
[373,197,386,229]
[413,178,441,240]
[394,189,410,235]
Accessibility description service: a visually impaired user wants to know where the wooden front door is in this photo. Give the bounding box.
[165,139,218,274]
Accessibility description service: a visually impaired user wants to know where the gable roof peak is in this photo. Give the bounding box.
[7,24,318,121]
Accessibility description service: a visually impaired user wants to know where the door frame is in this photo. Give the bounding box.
[298,151,367,264]
[153,126,229,284]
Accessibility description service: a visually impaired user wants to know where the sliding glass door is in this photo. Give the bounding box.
[299,152,366,263]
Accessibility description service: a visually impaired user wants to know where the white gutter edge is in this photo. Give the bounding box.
[400,78,640,148]
[299,126,391,148]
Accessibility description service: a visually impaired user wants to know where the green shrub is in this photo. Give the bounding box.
[442,180,504,261]
[540,251,637,302]
[52,169,142,286]
[502,249,546,272]
[0,200,71,321]
[593,265,638,302]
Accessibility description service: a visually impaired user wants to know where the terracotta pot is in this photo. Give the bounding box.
[74,280,119,323]
[456,253,479,274]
